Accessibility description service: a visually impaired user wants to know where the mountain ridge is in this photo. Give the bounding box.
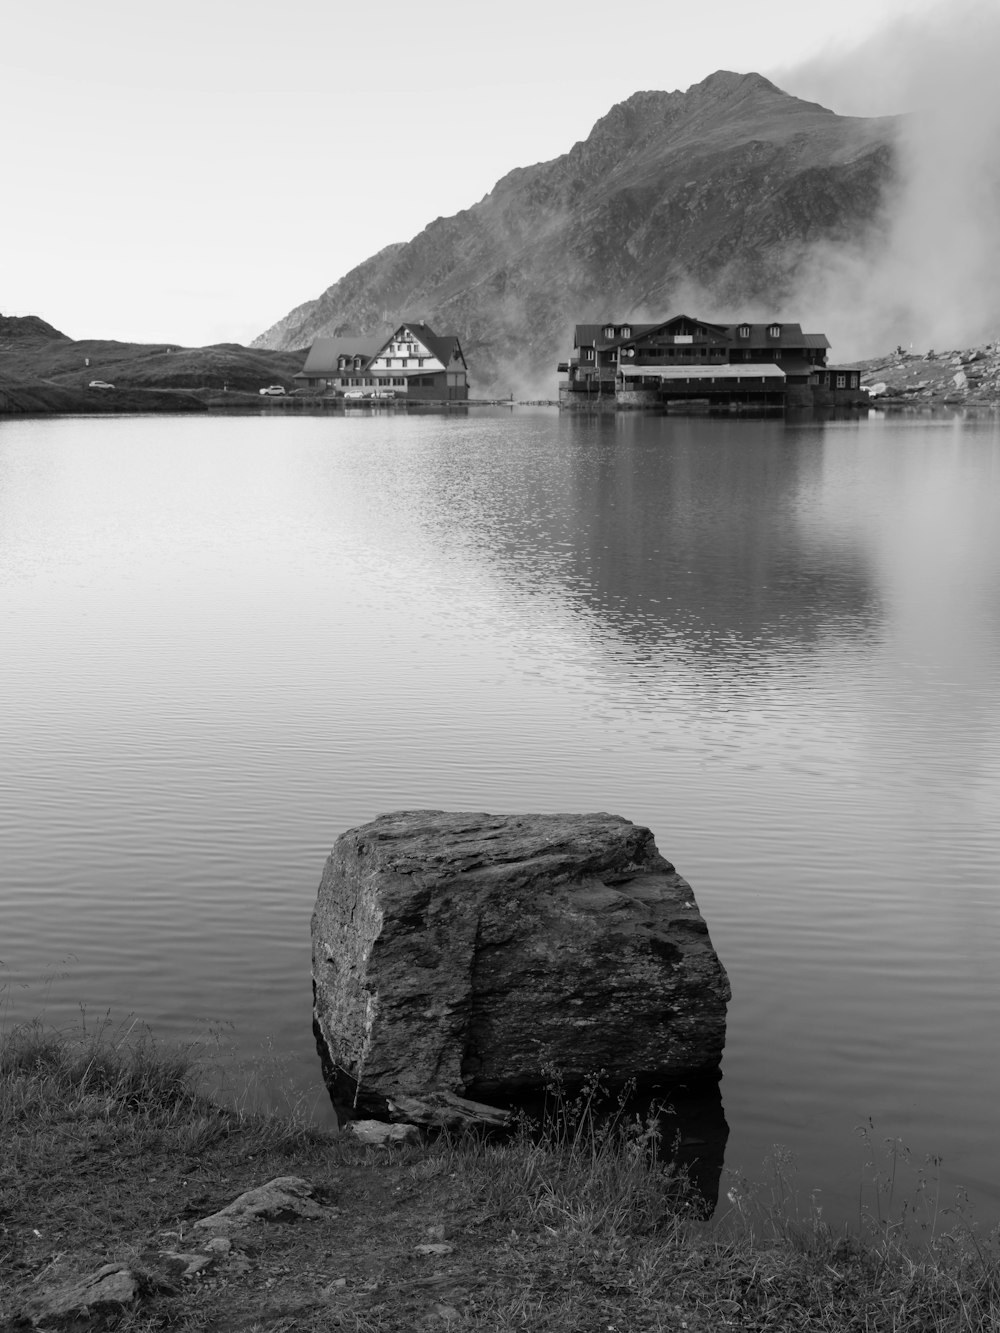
[253,70,901,392]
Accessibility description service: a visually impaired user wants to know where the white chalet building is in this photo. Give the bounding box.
[295,322,469,400]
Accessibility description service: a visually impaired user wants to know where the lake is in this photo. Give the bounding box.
[2,407,999,1226]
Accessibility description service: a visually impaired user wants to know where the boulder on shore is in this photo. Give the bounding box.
[311,811,730,1119]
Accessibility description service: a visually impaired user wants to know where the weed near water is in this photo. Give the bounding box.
[3,1020,1000,1331]
[438,1072,694,1242]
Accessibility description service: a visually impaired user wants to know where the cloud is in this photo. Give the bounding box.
[772,0,1000,357]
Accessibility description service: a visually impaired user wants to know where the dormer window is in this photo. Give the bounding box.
[604,325,614,339]
[768,323,781,338]
[621,325,631,338]
[738,324,750,338]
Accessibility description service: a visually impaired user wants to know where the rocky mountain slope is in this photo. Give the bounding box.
[253,71,898,393]
[858,342,1000,407]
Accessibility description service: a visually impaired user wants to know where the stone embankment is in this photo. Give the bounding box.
[859,342,1000,407]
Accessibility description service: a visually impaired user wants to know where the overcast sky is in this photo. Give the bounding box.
[0,0,958,347]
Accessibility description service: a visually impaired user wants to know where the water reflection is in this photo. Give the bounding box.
[648,1078,729,1213]
[414,414,881,672]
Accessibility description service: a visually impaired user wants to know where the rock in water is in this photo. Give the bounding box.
[311,811,730,1117]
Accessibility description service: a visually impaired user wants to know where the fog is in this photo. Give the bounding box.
[772,0,1000,358]
[426,2,1000,394]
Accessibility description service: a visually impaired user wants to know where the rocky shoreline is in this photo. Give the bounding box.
[857,341,1000,407]
[5,1020,999,1333]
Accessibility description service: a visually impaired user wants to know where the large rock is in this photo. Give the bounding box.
[311,811,730,1117]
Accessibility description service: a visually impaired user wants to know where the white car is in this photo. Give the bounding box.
[342,389,366,399]
[88,380,115,390]
[258,385,286,396]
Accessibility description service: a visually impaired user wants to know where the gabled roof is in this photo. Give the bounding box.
[724,322,824,347]
[379,322,468,369]
[299,336,383,376]
[634,314,732,343]
[574,322,658,350]
[573,317,829,353]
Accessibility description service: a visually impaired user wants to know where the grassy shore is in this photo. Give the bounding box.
[2,1021,999,1332]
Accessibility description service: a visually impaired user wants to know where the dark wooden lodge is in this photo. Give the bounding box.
[558,315,864,410]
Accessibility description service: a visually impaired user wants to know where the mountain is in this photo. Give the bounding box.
[253,70,899,394]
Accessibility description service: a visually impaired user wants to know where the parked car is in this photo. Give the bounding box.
[342,389,366,399]
[371,389,395,399]
[88,380,115,390]
[258,385,286,396]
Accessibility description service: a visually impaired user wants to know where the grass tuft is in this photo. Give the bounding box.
[436,1071,693,1245]
[0,1015,199,1125]
[3,1024,1000,1331]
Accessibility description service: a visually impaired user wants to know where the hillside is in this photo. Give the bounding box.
[0,316,308,414]
[0,313,72,349]
[252,71,898,393]
[857,341,1000,406]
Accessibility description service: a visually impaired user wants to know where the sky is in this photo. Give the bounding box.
[0,0,990,350]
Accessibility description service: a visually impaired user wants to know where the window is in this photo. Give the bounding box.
[604,326,614,339]
[621,325,631,338]
[738,325,750,338]
[401,358,409,367]
[836,373,846,388]
[393,377,404,386]
[768,324,781,338]
[584,348,594,361]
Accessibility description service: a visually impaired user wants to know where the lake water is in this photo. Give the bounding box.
[2,407,999,1226]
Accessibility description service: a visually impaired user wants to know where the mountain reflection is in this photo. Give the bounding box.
[426,413,881,665]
